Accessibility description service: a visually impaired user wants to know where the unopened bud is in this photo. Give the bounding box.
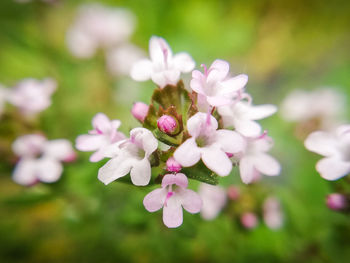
[326,193,347,211]
[157,115,178,134]
[241,212,258,229]
[166,157,182,172]
[131,102,149,122]
[227,185,240,200]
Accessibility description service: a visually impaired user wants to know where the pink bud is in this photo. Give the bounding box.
[157,115,178,134]
[240,212,258,229]
[326,193,347,211]
[166,157,182,172]
[227,185,240,200]
[131,102,149,122]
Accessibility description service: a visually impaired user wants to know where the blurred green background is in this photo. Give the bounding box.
[0,0,350,262]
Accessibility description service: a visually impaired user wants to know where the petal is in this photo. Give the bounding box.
[239,157,256,184]
[162,173,188,188]
[12,134,46,157]
[130,158,151,186]
[151,69,180,88]
[316,157,350,181]
[174,138,201,167]
[178,188,202,213]
[253,153,281,176]
[92,113,111,134]
[130,128,158,156]
[215,129,245,153]
[219,74,248,94]
[12,159,38,186]
[149,36,172,64]
[130,59,153,81]
[304,131,337,157]
[242,104,277,120]
[199,184,227,220]
[97,155,133,185]
[143,188,167,212]
[172,52,195,72]
[36,158,63,183]
[187,112,218,137]
[75,134,106,151]
[206,95,233,107]
[234,119,262,137]
[43,139,74,161]
[190,72,205,94]
[207,59,229,83]
[163,196,183,228]
[89,149,106,162]
[201,146,232,176]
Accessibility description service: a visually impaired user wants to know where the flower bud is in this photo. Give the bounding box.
[157,115,178,134]
[227,185,240,200]
[240,212,258,229]
[131,102,149,122]
[326,193,347,211]
[166,157,182,172]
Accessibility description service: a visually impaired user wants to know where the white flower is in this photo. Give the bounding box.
[238,134,281,184]
[198,183,227,220]
[131,36,195,88]
[218,99,277,137]
[263,197,283,230]
[304,125,350,180]
[174,112,244,176]
[98,128,158,186]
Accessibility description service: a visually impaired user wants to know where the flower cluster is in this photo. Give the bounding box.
[76,36,280,228]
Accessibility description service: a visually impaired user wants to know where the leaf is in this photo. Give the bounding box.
[182,161,219,185]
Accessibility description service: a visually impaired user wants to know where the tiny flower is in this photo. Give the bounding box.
[66,4,136,58]
[157,115,178,134]
[227,185,240,200]
[131,36,195,88]
[131,102,149,122]
[76,113,126,162]
[198,183,227,220]
[143,173,202,228]
[218,99,277,137]
[190,59,248,107]
[174,112,244,176]
[166,157,182,173]
[326,193,347,211]
[98,128,158,186]
[263,197,283,230]
[241,212,258,229]
[237,133,281,184]
[7,78,57,115]
[12,134,74,186]
[304,125,350,181]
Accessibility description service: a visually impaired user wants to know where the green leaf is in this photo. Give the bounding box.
[182,161,219,185]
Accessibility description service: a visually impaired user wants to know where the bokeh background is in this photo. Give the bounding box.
[1,0,350,262]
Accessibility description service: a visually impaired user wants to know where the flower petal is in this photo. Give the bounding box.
[316,157,350,181]
[253,153,281,176]
[172,52,195,72]
[43,139,74,161]
[151,69,180,88]
[98,155,133,185]
[219,74,248,94]
[201,146,232,176]
[163,196,183,228]
[12,158,38,186]
[92,113,111,134]
[149,36,172,64]
[234,119,262,137]
[75,134,106,151]
[178,188,202,214]
[207,59,229,83]
[239,157,256,184]
[242,104,277,120]
[162,173,188,188]
[130,128,158,156]
[187,112,218,138]
[206,95,233,107]
[130,158,151,186]
[174,138,201,167]
[130,59,153,81]
[143,188,167,212]
[304,131,337,157]
[12,134,46,157]
[215,129,244,153]
[36,158,63,183]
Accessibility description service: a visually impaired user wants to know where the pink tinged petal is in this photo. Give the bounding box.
[130,59,153,81]
[234,119,262,137]
[172,52,195,72]
[174,138,201,167]
[316,157,350,181]
[304,131,337,157]
[162,173,188,188]
[130,128,158,156]
[206,95,233,107]
[89,149,106,162]
[36,158,63,183]
[43,139,74,161]
[337,125,350,136]
[143,188,167,212]
[187,112,218,138]
[75,134,106,151]
[215,129,245,153]
[178,188,202,213]
[97,155,134,185]
[190,77,205,94]
[92,113,111,134]
[130,158,151,186]
[110,120,121,131]
[151,70,180,88]
[201,146,232,176]
[242,104,277,120]
[207,59,229,83]
[149,36,172,64]
[253,153,281,176]
[163,196,183,228]
[239,157,256,184]
[219,74,248,94]
[12,159,38,186]
[12,134,47,157]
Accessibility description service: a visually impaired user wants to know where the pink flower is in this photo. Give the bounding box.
[238,133,281,184]
[131,36,195,88]
[98,128,158,186]
[131,102,149,122]
[304,125,350,180]
[166,157,182,173]
[190,59,248,107]
[240,212,258,229]
[66,4,136,58]
[326,193,347,211]
[12,134,75,186]
[8,78,56,115]
[218,100,277,137]
[143,173,202,228]
[76,113,126,162]
[157,115,178,134]
[263,197,283,230]
[174,112,244,176]
[198,183,227,220]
